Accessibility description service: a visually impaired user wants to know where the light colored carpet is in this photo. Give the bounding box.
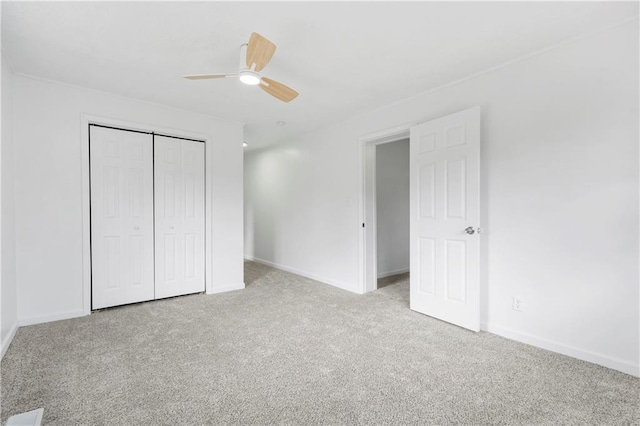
[376,272,410,304]
[1,261,638,425]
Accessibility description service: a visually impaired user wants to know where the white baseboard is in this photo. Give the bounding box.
[19,310,87,327]
[377,268,410,279]
[1,321,19,359]
[482,322,639,377]
[206,282,245,294]
[245,255,360,294]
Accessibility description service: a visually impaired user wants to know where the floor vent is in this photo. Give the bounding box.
[6,408,44,426]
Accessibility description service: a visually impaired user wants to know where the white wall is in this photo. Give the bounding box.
[1,52,19,357]
[244,21,639,375]
[376,139,409,278]
[12,75,244,325]
[244,134,360,289]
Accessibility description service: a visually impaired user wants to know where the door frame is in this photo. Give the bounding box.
[359,113,487,330]
[80,114,212,315]
[358,123,413,294]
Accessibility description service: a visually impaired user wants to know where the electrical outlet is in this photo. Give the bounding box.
[513,297,523,312]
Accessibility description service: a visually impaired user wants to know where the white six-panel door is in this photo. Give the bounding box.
[154,136,205,299]
[90,126,155,309]
[409,107,481,331]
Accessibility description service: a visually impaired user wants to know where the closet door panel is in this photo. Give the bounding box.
[154,136,205,298]
[154,136,183,298]
[90,127,155,309]
[181,141,206,294]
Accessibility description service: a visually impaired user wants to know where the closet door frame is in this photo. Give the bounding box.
[80,114,212,314]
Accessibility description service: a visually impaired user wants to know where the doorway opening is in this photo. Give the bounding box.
[375,139,410,301]
[360,125,411,295]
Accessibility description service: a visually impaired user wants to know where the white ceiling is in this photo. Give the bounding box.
[3,2,638,150]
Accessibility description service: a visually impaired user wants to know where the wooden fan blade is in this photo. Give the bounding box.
[259,77,298,103]
[183,74,237,80]
[246,32,276,72]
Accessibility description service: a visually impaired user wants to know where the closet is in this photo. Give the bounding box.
[89,125,205,309]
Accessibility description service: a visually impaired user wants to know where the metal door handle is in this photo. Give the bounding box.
[134,226,140,230]
[169,226,175,230]
[465,226,475,235]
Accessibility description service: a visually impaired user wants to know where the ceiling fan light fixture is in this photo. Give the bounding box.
[239,70,261,86]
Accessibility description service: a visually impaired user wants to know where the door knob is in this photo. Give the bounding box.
[169,226,175,230]
[134,226,140,230]
[465,226,475,235]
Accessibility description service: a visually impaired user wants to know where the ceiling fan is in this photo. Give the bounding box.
[183,32,299,103]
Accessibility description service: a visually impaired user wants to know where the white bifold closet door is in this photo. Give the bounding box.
[90,126,155,309]
[154,136,205,299]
